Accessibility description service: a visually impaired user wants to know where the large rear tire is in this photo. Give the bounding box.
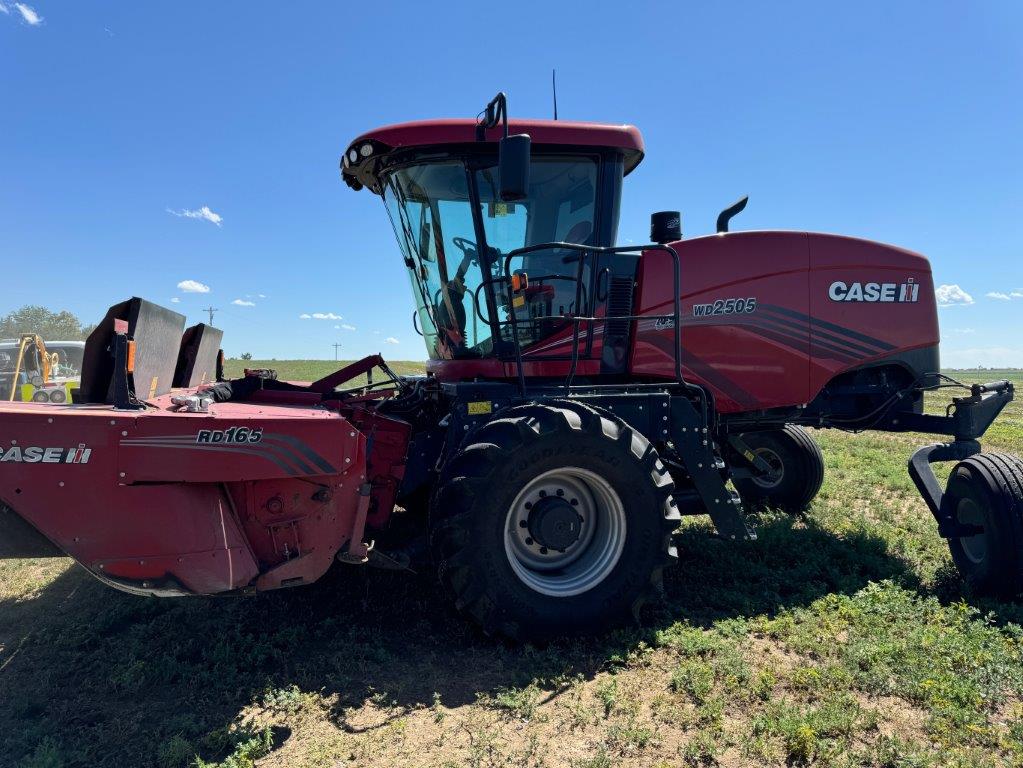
[733,425,824,512]
[430,402,679,642]
[945,452,1023,597]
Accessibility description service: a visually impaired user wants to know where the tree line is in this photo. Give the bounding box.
[0,306,95,341]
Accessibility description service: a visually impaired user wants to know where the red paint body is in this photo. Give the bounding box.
[348,114,938,411]
[427,231,938,413]
[349,118,645,171]
[633,231,937,411]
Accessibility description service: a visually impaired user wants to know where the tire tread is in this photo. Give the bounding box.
[949,451,1023,595]
[430,399,677,641]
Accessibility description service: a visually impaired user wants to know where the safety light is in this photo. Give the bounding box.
[348,148,358,164]
[360,143,373,157]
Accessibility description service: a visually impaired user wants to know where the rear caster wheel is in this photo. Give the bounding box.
[430,402,679,642]
[733,425,824,512]
[945,452,1023,596]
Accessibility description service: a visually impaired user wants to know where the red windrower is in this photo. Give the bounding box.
[0,91,1017,642]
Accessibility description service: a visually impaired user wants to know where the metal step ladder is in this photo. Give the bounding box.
[669,397,756,541]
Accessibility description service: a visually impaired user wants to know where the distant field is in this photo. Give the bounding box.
[222,359,427,387]
[1,371,1022,767]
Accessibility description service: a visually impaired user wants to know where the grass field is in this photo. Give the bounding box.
[2,368,1022,767]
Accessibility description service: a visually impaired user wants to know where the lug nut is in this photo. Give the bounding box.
[525,537,534,545]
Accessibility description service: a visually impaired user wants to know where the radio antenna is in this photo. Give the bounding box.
[552,69,558,120]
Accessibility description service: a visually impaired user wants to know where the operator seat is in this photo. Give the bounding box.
[564,221,593,246]
[512,221,595,341]
[527,220,594,310]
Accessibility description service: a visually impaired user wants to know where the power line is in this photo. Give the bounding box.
[332,342,342,361]
[203,306,219,327]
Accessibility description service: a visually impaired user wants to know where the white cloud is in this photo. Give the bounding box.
[167,205,223,227]
[987,292,1011,301]
[258,294,267,299]
[299,313,312,319]
[170,297,181,304]
[339,323,356,331]
[1012,292,1023,299]
[384,337,400,345]
[177,279,210,294]
[373,330,381,335]
[14,3,41,24]
[935,284,973,307]
[232,299,255,307]
[0,4,10,14]
[952,328,975,334]
[308,312,343,320]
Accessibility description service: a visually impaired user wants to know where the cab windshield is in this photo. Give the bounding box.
[382,155,599,360]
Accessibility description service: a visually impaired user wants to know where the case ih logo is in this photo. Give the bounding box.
[829,279,920,303]
[196,427,263,444]
[0,444,91,464]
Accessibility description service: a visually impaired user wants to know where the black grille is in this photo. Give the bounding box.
[606,276,635,340]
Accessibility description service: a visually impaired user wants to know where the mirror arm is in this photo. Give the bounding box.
[476,92,509,141]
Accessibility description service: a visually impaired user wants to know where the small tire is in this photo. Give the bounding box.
[430,401,679,642]
[733,425,824,512]
[945,452,1023,597]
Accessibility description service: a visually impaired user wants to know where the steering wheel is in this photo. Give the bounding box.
[449,237,480,283]
[451,236,477,255]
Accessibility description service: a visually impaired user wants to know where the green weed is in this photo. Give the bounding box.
[594,677,619,718]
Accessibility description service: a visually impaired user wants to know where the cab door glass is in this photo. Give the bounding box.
[475,157,599,350]
[383,162,493,359]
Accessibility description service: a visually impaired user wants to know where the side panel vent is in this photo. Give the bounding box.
[606,277,635,338]
[601,276,635,373]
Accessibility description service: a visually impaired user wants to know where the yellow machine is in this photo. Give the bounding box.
[20,380,75,403]
[1,334,67,402]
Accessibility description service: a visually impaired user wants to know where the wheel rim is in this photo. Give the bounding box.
[957,498,988,565]
[504,467,626,597]
[750,447,785,490]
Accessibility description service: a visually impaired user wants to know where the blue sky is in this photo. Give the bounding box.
[2,2,1021,365]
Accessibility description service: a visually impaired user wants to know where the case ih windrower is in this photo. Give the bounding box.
[1,94,1020,641]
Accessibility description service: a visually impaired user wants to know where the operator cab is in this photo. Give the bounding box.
[342,101,644,373]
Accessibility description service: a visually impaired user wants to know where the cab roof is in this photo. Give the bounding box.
[342,118,644,193]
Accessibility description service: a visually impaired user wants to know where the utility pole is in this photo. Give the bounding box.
[203,306,219,327]
[332,342,342,361]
